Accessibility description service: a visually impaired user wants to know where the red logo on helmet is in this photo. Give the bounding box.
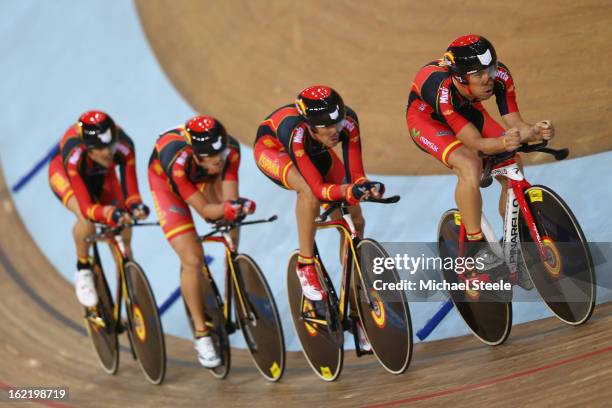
[300,85,332,100]
[79,110,108,125]
[449,34,481,47]
[186,115,216,132]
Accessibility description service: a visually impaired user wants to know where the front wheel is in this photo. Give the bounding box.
[84,261,119,375]
[123,261,166,385]
[286,251,344,382]
[438,209,512,346]
[233,254,286,382]
[352,238,413,374]
[519,185,596,325]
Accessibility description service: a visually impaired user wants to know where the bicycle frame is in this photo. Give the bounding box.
[301,206,367,330]
[90,232,130,332]
[457,157,548,275]
[201,231,250,331]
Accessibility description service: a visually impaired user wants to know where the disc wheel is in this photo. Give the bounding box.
[84,262,119,375]
[286,251,343,381]
[519,186,596,325]
[352,238,413,374]
[123,261,166,384]
[233,254,286,382]
[438,209,512,345]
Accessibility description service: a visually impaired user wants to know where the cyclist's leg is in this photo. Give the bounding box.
[66,197,95,259]
[169,231,209,334]
[255,136,324,299]
[447,147,483,237]
[48,156,94,261]
[407,102,482,238]
[286,167,319,259]
[149,167,210,334]
[49,156,97,305]
[254,136,319,258]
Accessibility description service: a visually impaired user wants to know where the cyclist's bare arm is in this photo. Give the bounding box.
[455,122,508,154]
[186,191,224,220]
[502,112,555,142]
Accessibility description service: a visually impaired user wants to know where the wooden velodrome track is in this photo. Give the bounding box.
[136,0,612,176]
[1,168,612,407]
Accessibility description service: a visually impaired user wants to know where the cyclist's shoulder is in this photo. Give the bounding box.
[156,127,187,151]
[263,104,302,132]
[116,126,134,146]
[345,105,359,124]
[155,128,189,167]
[495,61,514,84]
[414,60,450,83]
[59,124,86,161]
[227,134,241,153]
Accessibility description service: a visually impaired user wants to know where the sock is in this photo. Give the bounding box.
[195,328,209,339]
[76,257,91,271]
[466,230,484,241]
[297,254,314,268]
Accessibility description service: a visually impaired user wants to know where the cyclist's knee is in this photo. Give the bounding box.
[450,148,481,185]
[180,252,204,273]
[296,184,320,207]
[73,217,94,237]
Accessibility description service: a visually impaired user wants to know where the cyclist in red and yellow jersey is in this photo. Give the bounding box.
[406,35,555,285]
[148,115,254,368]
[48,111,149,308]
[255,85,384,303]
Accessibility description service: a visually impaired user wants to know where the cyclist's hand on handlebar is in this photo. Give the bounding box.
[223,198,256,221]
[534,120,554,141]
[502,128,521,152]
[129,203,150,220]
[238,197,256,215]
[349,180,385,203]
[110,207,132,227]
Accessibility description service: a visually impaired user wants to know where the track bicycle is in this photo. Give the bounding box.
[84,220,166,384]
[184,215,286,381]
[438,141,596,345]
[287,196,413,381]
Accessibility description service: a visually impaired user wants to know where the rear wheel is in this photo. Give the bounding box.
[519,186,596,325]
[286,251,343,381]
[352,238,412,374]
[123,261,166,384]
[233,254,286,382]
[84,261,119,375]
[438,209,512,345]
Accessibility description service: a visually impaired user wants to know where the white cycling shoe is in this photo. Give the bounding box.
[75,269,98,308]
[194,336,222,368]
[356,321,372,352]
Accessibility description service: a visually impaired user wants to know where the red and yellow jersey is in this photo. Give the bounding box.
[255,105,365,201]
[148,127,240,202]
[407,60,518,134]
[50,123,143,224]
